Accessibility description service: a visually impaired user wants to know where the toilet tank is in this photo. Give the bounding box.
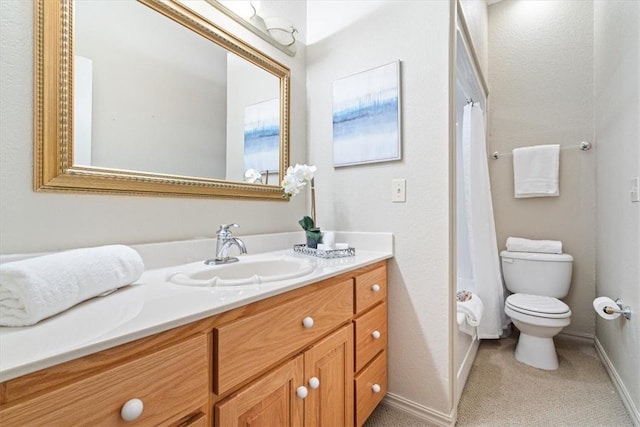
[500,250,573,298]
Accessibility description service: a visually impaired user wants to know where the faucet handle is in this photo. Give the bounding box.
[219,223,239,232]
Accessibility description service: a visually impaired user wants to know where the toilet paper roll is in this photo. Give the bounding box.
[593,297,621,320]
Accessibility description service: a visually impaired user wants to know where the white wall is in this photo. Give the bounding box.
[307,0,454,418]
[460,0,488,78]
[594,0,640,417]
[487,0,596,337]
[0,0,308,254]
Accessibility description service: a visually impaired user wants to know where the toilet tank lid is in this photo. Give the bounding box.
[500,250,573,262]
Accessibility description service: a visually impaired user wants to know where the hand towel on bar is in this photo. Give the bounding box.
[457,292,484,327]
[513,144,560,198]
[506,237,563,254]
[0,245,144,327]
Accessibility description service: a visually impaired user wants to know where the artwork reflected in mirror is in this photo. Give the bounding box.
[34,0,290,200]
[243,98,280,185]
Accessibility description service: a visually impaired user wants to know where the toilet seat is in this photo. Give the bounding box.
[506,294,571,319]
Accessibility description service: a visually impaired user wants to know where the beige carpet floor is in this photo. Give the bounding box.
[365,335,634,426]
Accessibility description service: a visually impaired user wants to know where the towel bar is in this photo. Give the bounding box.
[491,141,591,160]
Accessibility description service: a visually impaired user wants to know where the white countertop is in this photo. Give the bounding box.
[0,232,392,382]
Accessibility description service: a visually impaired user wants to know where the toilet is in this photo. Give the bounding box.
[501,250,573,370]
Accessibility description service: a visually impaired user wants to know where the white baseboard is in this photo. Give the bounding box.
[558,330,595,343]
[594,337,640,426]
[382,392,455,427]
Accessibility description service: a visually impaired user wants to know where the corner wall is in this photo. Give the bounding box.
[594,0,640,420]
[459,0,488,78]
[487,0,596,337]
[307,0,454,418]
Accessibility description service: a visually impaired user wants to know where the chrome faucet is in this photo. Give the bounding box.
[205,223,247,265]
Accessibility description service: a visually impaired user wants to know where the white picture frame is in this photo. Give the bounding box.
[332,61,402,167]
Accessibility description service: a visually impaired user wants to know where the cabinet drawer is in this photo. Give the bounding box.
[215,279,353,394]
[0,334,208,426]
[354,350,387,427]
[354,301,387,373]
[354,266,387,314]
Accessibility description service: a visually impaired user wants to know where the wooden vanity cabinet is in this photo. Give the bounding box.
[0,261,388,427]
[214,279,354,395]
[353,265,388,427]
[215,354,305,426]
[0,334,209,426]
[214,278,355,427]
[216,325,353,427]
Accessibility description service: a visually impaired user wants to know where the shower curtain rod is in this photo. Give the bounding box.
[490,141,592,160]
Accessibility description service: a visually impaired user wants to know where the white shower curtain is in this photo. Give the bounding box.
[462,103,507,339]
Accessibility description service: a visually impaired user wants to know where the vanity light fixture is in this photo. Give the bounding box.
[208,0,298,56]
[263,16,298,47]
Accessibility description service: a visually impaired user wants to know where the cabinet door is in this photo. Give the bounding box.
[0,334,208,426]
[216,355,304,427]
[304,325,354,427]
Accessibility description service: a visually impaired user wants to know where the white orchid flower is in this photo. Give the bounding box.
[281,164,316,197]
[300,164,316,181]
[244,168,263,184]
[281,174,305,196]
[297,165,316,182]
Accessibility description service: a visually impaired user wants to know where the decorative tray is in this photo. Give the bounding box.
[293,244,355,258]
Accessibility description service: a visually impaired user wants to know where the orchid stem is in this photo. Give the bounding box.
[310,178,316,226]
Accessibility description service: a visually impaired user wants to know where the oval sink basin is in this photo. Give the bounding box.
[167,256,316,287]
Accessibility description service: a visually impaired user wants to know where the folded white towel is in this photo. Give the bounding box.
[457,292,484,327]
[0,245,144,327]
[513,144,560,198]
[506,237,562,254]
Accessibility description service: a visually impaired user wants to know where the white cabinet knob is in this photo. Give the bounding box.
[371,284,381,292]
[302,316,314,328]
[372,384,381,393]
[308,377,320,389]
[296,386,309,399]
[372,330,381,339]
[121,398,144,421]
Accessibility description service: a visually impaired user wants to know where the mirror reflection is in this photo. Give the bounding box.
[73,0,280,183]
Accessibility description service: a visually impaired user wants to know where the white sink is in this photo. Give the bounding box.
[167,256,316,287]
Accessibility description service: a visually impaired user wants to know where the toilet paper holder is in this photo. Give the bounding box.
[603,299,632,320]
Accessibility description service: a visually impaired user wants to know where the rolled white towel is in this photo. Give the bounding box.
[506,237,562,254]
[457,292,484,327]
[0,245,144,327]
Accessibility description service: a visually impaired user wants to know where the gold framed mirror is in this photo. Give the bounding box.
[34,0,290,200]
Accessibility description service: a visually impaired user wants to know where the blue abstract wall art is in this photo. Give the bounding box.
[333,61,401,167]
[244,98,280,175]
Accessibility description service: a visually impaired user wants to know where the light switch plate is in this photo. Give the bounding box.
[392,179,406,203]
[631,177,640,203]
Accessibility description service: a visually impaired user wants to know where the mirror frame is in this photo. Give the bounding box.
[34,0,290,200]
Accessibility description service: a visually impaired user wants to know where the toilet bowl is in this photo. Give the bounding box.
[505,294,571,370]
[500,250,573,370]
